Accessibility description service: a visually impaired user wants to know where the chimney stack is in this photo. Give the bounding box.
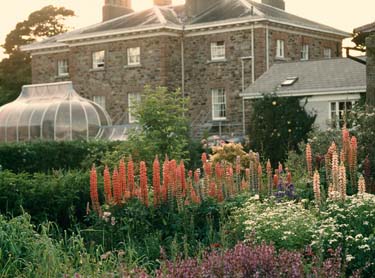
[154,0,172,6]
[185,0,221,18]
[103,0,133,22]
[261,0,285,10]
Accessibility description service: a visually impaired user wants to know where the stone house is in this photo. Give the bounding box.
[22,0,349,137]
[353,22,375,107]
[240,57,366,130]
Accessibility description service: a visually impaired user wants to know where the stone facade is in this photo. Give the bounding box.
[30,21,344,137]
[366,34,375,107]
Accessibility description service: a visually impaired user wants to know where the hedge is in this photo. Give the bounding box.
[0,170,97,229]
[0,140,118,173]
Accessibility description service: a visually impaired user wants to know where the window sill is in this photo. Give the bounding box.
[90,68,105,72]
[207,59,227,64]
[124,64,142,69]
[212,118,227,121]
[275,57,287,61]
[55,75,70,79]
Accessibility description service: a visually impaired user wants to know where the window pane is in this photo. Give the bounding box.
[127,47,141,65]
[128,92,141,123]
[211,41,225,60]
[212,89,226,120]
[92,50,105,69]
[58,59,69,76]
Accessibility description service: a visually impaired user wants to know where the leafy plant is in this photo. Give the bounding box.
[248,94,316,166]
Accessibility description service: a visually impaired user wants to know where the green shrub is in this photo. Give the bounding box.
[312,194,375,277]
[248,94,316,166]
[0,170,91,229]
[233,196,318,250]
[0,140,118,173]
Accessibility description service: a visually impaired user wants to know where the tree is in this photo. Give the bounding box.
[0,6,75,105]
[248,94,316,166]
[129,86,190,162]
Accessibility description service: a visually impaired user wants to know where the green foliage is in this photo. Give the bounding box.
[233,197,317,250]
[0,213,135,277]
[0,5,75,106]
[104,87,191,165]
[0,170,91,230]
[248,94,316,166]
[85,195,247,269]
[312,194,375,276]
[210,142,250,167]
[350,105,375,190]
[132,86,189,161]
[0,140,117,173]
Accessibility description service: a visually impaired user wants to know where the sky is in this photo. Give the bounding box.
[0,0,374,60]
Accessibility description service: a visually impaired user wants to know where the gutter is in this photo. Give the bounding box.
[345,47,366,65]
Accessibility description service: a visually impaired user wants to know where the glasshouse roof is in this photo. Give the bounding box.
[0,81,112,142]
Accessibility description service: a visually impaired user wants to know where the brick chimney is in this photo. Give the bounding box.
[154,0,172,5]
[185,0,221,18]
[261,0,285,10]
[103,0,133,22]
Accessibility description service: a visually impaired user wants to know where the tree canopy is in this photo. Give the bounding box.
[0,5,75,105]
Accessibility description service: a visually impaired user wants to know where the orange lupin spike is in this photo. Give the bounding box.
[287,171,292,184]
[153,156,161,207]
[127,158,135,198]
[103,165,112,204]
[235,155,241,175]
[180,161,187,196]
[306,143,313,176]
[162,157,169,203]
[201,152,208,164]
[90,165,100,214]
[119,159,127,199]
[112,168,122,205]
[140,161,148,207]
[273,174,279,188]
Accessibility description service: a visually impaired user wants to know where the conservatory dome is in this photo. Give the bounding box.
[0,81,112,142]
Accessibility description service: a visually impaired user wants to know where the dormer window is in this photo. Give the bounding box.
[92,50,105,69]
[281,77,298,86]
[211,41,225,61]
[127,47,141,66]
[276,40,285,58]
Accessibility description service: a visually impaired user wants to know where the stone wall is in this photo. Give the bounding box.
[31,23,343,135]
[366,34,375,107]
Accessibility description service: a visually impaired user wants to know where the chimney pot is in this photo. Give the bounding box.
[154,0,172,6]
[103,0,133,22]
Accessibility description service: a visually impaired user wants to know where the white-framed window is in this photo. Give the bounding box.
[128,92,141,123]
[324,48,332,59]
[276,40,284,58]
[127,47,141,66]
[330,101,353,128]
[57,59,69,77]
[301,44,309,60]
[210,41,225,61]
[212,88,226,120]
[92,50,105,69]
[93,96,106,109]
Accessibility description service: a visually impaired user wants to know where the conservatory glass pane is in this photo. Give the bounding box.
[42,103,59,140]
[71,103,88,140]
[29,104,47,140]
[55,102,71,141]
[84,104,101,137]
[18,106,36,141]
[0,106,14,142]
[6,106,24,142]
[91,102,110,126]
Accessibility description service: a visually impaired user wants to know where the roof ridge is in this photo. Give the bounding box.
[239,0,265,17]
[153,6,167,25]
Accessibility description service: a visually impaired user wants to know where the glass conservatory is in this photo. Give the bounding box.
[0,81,112,142]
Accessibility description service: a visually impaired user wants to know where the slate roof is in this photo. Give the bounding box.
[22,0,349,51]
[241,58,366,98]
[354,22,375,34]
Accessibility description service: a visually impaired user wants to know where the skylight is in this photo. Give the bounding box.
[281,77,298,86]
